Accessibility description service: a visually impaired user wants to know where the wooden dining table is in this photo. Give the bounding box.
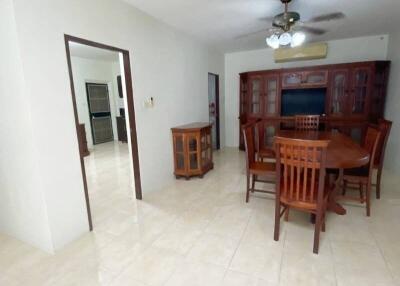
[275,130,370,215]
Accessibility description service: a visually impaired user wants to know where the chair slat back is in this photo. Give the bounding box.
[375,119,392,166]
[275,137,329,205]
[295,115,320,131]
[243,123,257,168]
[363,125,381,176]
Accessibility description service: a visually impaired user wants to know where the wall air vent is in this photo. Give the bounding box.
[274,42,328,63]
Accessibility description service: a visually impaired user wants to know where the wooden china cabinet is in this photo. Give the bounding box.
[239,61,390,149]
[171,122,213,179]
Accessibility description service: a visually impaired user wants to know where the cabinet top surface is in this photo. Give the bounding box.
[171,122,211,131]
[239,60,390,76]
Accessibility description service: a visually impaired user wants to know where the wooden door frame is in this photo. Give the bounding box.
[64,34,142,231]
[208,73,220,150]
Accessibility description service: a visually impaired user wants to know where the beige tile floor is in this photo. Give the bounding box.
[1,142,400,286]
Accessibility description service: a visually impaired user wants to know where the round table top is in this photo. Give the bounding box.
[275,130,370,169]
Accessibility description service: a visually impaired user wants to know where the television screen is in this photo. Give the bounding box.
[281,88,326,116]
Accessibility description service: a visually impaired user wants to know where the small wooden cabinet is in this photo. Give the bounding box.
[171,122,213,179]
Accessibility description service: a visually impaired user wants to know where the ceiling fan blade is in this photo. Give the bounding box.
[258,16,275,22]
[234,28,279,40]
[307,12,345,23]
[297,26,327,35]
[234,29,267,40]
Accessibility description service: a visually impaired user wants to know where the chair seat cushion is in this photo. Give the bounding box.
[326,168,339,175]
[344,166,369,177]
[249,161,276,175]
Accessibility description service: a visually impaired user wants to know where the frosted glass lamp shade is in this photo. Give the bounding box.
[291,32,306,47]
[266,34,280,49]
[279,32,292,46]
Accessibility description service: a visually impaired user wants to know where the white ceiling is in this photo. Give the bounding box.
[123,0,398,53]
[69,42,120,62]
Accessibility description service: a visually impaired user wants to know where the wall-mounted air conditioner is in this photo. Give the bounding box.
[274,42,328,63]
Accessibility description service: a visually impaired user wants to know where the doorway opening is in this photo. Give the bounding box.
[64,35,142,231]
[208,73,220,150]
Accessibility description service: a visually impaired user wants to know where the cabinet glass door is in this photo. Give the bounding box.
[351,68,370,115]
[240,76,248,115]
[330,70,349,116]
[258,121,279,150]
[264,125,277,148]
[249,76,261,115]
[201,131,212,167]
[174,135,185,171]
[350,127,363,145]
[264,75,279,116]
[187,134,198,170]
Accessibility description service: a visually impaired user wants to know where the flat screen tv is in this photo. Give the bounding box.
[281,88,326,116]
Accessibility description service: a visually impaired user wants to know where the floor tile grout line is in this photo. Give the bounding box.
[369,221,397,284]
[328,236,339,286]
[222,207,254,282]
[276,228,287,286]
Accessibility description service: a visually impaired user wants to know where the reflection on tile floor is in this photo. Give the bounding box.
[1,142,400,285]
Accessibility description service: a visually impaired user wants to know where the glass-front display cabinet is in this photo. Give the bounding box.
[171,122,213,179]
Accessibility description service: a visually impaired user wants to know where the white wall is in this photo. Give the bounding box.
[70,56,121,148]
[385,32,400,176]
[0,0,53,252]
[224,35,389,147]
[7,0,224,251]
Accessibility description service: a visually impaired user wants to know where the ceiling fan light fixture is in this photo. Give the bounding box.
[279,32,292,46]
[266,34,280,49]
[291,32,306,47]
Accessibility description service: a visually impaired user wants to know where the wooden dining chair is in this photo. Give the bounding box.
[256,120,276,161]
[373,119,392,199]
[341,125,381,216]
[295,115,320,131]
[243,123,276,203]
[274,136,331,254]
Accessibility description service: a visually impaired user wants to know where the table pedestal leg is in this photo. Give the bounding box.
[328,168,347,215]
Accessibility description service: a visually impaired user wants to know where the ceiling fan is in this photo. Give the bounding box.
[241,0,345,49]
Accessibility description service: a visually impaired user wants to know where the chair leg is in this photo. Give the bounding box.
[322,203,328,232]
[274,203,281,242]
[342,180,347,196]
[313,211,323,254]
[251,174,256,193]
[376,168,382,199]
[359,182,364,203]
[366,181,371,217]
[284,208,289,222]
[246,173,250,203]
